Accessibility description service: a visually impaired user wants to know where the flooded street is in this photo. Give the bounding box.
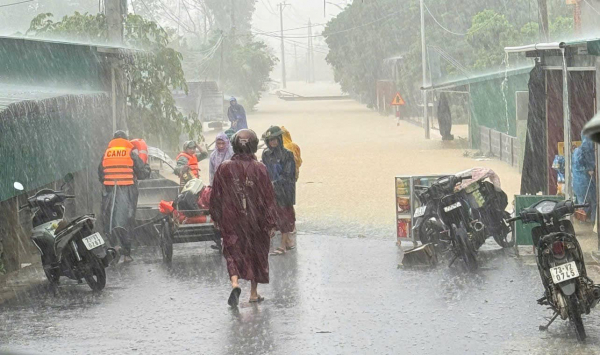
[3,88,600,354]
[2,236,600,355]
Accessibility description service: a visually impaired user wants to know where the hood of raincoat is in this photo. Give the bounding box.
[282,126,293,146]
[210,132,234,168]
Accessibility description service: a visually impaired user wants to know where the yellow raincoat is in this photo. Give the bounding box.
[281,126,302,181]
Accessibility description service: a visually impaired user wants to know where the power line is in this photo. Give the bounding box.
[0,0,34,8]
[582,0,600,16]
[255,11,399,39]
[423,1,467,36]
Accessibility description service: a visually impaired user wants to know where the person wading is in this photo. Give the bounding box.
[227,97,248,131]
[210,129,277,306]
[262,126,297,255]
[99,130,150,263]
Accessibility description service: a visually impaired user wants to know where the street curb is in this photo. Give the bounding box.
[0,261,47,306]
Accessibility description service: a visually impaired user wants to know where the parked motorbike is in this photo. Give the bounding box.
[14,175,116,292]
[508,199,600,341]
[460,178,515,248]
[413,174,484,270]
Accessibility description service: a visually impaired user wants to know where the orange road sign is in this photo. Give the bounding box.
[391,92,405,106]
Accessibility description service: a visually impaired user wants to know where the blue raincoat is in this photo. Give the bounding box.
[572,137,596,222]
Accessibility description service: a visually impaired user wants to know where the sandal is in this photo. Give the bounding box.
[228,287,241,307]
[270,247,286,256]
[286,245,296,251]
[249,295,265,303]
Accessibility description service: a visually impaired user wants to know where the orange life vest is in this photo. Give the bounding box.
[102,138,135,186]
[176,152,199,178]
[130,139,148,164]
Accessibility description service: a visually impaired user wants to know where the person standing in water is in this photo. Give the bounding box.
[210,129,277,307]
[227,97,248,131]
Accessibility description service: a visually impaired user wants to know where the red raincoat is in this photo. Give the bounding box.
[209,154,277,283]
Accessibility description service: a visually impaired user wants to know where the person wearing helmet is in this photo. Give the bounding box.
[98,130,151,263]
[261,126,297,255]
[210,129,277,306]
[174,140,208,188]
[227,97,248,131]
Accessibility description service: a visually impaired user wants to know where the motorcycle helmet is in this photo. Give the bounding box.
[232,129,259,154]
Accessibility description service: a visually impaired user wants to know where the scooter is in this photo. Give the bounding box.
[508,199,600,341]
[14,175,116,292]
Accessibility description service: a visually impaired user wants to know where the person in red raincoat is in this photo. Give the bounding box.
[209,129,277,307]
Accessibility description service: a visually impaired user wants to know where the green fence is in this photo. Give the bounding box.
[514,195,565,246]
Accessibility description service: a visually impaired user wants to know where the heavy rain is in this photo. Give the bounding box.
[4,0,600,354]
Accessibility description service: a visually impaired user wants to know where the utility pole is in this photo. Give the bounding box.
[231,0,235,35]
[537,0,549,41]
[574,0,582,35]
[420,0,429,139]
[279,2,289,89]
[308,19,315,83]
[106,0,125,45]
[294,43,298,81]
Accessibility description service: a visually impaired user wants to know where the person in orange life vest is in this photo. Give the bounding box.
[174,140,208,187]
[98,130,150,262]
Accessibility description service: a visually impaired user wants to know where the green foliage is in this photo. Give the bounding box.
[466,10,518,69]
[324,0,576,108]
[27,12,197,151]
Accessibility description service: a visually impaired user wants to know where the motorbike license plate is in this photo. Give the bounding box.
[550,261,580,284]
[414,206,426,218]
[82,233,105,250]
[443,202,461,213]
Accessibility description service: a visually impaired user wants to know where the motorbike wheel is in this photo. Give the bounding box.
[84,256,106,292]
[493,211,515,248]
[419,219,443,245]
[569,295,586,342]
[44,268,60,284]
[454,224,478,271]
[160,220,173,264]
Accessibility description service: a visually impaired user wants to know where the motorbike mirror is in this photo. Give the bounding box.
[583,112,600,144]
[63,173,74,183]
[13,182,24,191]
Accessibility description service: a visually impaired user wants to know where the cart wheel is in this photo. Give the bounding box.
[160,220,173,264]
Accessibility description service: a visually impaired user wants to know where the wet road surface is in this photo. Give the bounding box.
[2,234,600,355]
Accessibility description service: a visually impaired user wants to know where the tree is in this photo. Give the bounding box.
[27,12,198,150]
[466,10,519,69]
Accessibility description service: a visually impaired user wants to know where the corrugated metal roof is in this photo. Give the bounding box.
[422,64,534,91]
[0,84,107,112]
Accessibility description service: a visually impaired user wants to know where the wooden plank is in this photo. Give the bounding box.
[500,133,513,165]
[512,138,520,168]
[480,127,491,154]
[490,130,502,157]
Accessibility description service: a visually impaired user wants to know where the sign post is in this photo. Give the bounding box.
[391,92,405,126]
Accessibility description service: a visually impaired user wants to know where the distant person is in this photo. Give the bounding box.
[174,140,208,188]
[437,93,454,141]
[209,132,234,186]
[227,97,248,131]
[262,126,297,255]
[99,130,150,263]
[572,135,596,222]
[281,126,302,181]
[210,129,277,307]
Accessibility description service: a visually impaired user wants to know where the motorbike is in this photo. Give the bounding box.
[14,175,116,292]
[413,174,484,270]
[508,199,600,341]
